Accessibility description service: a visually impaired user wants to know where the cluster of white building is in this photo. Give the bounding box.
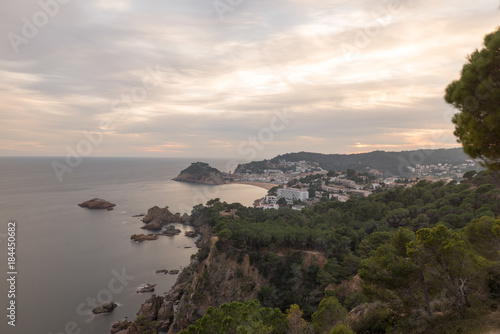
[259,187,310,210]
[277,187,309,201]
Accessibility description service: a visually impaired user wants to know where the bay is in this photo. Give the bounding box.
[0,157,267,334]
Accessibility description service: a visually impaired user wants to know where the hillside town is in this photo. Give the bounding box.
[230,159,480,210]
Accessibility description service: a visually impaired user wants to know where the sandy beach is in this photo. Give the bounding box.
[229,181,276,191]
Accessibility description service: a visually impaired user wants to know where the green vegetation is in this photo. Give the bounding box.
[273,149,470,175]
[180,162,223,176]
[235,148,474,176]
[179,300,287,334]
[186,170,500,333]
[445,26,500,170]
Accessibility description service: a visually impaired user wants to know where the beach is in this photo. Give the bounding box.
[230,181,276,191]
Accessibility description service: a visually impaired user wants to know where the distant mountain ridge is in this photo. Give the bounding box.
[235,148,472,176]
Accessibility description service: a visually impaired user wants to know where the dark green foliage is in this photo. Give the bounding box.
[311,297,348,333]
[179,300,287,334]
[348,303,400,334]
[444,27,500,170]
[328,324,355,334]
[185,171,500,333]
[236,149,474,176]
[182,162,222,175]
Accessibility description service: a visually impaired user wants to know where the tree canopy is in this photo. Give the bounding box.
[445,26,500,170]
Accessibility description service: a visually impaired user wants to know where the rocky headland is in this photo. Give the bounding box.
[78,198,116,210]
[113,204,223,333]
[112,222,269,334]
[141,206,189,230]
[173,162,228,185]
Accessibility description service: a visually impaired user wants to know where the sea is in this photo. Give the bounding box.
[0,157,267,334]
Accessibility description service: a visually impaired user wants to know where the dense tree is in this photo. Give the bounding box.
[183,172,500,333]
[179,300,287,334]
[444,27,500,170]
[407,226,489,317]
[286,304,311,334]
[359,229,433,316]
[311,297,348,333]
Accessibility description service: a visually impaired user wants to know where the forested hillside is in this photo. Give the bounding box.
[235,148,473,176]
[180,170,500,333]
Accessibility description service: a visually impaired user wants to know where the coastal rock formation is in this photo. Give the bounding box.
[184,230,198,238]
[110,318,132,334]
[162,225,182,236]
[173,162,228,185]
[78,198,116,210]
[117,225,268,333]
[155,269,180,275]
[142,206,183,230]
[136,294,174,332]
[92,301,117,314]
[130,234,158,242]
[137,284,156,293]
[141,218,163,230]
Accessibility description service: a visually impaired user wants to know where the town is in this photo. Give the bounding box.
[230,158,480,210]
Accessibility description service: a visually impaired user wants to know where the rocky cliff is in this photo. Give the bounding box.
[112,225,269,334]
[173,162,228,185]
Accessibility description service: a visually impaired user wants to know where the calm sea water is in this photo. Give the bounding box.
[0,157,266,334]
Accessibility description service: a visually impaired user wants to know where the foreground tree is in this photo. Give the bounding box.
[311,297,348,334]
[179,300,287,334]
[407,225,489,318]
[444,27,500,170]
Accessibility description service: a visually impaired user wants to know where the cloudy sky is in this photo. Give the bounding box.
[0,0,498,160]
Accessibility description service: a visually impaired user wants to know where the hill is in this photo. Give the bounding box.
[121,170,500,334]
[235,148,474,176]
[173,162,228,185]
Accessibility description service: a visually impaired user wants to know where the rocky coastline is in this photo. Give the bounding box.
[112,205,268,334]
[111,204,209,334]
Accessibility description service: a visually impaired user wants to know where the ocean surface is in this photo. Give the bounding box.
[0,157,267,334]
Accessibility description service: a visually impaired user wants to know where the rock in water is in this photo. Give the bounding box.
[92,301,117,314]
[137,284,156,293]
[130,234,158,242]
[78,198,116,210]
[173,162,228,185]
[184,231,198,238]
[141,206,185,230]
[162,225,182,236]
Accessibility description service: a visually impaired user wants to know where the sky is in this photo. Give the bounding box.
[0,0,498,160]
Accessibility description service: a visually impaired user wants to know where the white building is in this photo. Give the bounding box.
[277,187,309,201]
[264,196,278,204]
[330,194,349,202]
[262,203,280,210]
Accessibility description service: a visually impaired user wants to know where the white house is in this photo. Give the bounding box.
[277,186,309,201]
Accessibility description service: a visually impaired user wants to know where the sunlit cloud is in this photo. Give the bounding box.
[0,0,497,158]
